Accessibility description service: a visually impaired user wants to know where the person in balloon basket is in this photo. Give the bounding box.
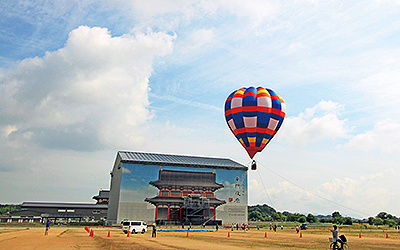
[44,219,52,235]
[330,225,344,249]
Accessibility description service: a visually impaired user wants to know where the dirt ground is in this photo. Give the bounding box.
[1,226,400,250]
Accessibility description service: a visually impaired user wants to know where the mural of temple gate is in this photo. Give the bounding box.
[145,168,225,225]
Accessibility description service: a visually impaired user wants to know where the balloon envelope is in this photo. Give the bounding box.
[224,86,285,159]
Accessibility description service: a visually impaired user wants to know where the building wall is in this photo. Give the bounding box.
[108,161,248,225]
[19,206,108,221]
[107,155,123,222]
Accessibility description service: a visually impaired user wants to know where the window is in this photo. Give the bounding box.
[92,210,101,214]
[160,190,169,196]
[171,191,181,197]
[58,209,66,213]
[67,210,75,213]
[205,192,213,198]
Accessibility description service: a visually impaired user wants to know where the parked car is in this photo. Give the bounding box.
[122,221,147,234]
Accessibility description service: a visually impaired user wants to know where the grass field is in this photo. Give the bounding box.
[1,224,400,249]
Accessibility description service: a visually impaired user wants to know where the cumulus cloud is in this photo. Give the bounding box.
[0,26,174,151]
[250,170,398,216]
[345,119,400,154]
[280,100,348,145]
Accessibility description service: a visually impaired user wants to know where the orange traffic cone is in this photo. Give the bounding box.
[107,231,111,237]
[265,232,267,238]
[359,233,361,238]
[228,232,231,238]
[386,233,389,238]
[127,231,130,237]
[300,232,303,238]
[186,231,189,237]
[90,229,94,237]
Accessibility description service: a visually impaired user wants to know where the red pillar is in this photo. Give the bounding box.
[213,208,216,220]
[167,206,170,220]
[155,206,158,220]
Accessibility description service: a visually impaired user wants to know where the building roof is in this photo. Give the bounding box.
[21,202,108,209]
[118,151,247,170]
[149,169,223,191]
[92,189,110,200]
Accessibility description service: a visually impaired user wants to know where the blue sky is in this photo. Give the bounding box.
[1,0,400,219]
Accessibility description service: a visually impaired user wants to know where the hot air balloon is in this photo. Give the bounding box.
[224,86,285,169]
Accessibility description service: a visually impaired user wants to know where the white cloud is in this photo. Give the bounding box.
[345,119,400,154]
[179,28,215,54]
[250,170,399,217]
[128,0,279,30]
[280,100,348,145]
[0,25,174,151]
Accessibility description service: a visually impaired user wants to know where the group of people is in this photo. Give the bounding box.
[269,224,283,232]
[230,223,248,231]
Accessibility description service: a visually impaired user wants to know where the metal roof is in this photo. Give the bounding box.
[21,202,108,209]
[118,151,247,170]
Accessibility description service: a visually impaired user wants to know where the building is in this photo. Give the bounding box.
[20,201,108,223]
[92,189,110,204]
[107,151,248,226]
[1,189,109,223]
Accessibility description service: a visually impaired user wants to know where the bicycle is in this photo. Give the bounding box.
[329,237,349,249]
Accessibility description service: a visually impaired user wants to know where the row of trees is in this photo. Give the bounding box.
[0,204,21,216]
[248,205,351,225]
[248,204,326,223]
[368,212,399,227]
[249,204,400,227]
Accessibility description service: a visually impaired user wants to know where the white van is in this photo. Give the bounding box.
[122,221,147,234]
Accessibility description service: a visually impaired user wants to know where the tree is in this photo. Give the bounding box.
[368,217,375,225]
[374,218,384,225]
[306,213,318,223]
[271,212,286,221]
[343,217,353,225]
[377,212,387,220]
[332,211,343,225]
[384,219,396,227]
[0,204,21,216]
[298,215,307,223]
[249,211,263,221]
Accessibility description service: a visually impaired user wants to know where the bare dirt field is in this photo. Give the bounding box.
[1,226,400,250]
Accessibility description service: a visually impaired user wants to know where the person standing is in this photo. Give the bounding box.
[152,223,157,238]
[44,219,52,236]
